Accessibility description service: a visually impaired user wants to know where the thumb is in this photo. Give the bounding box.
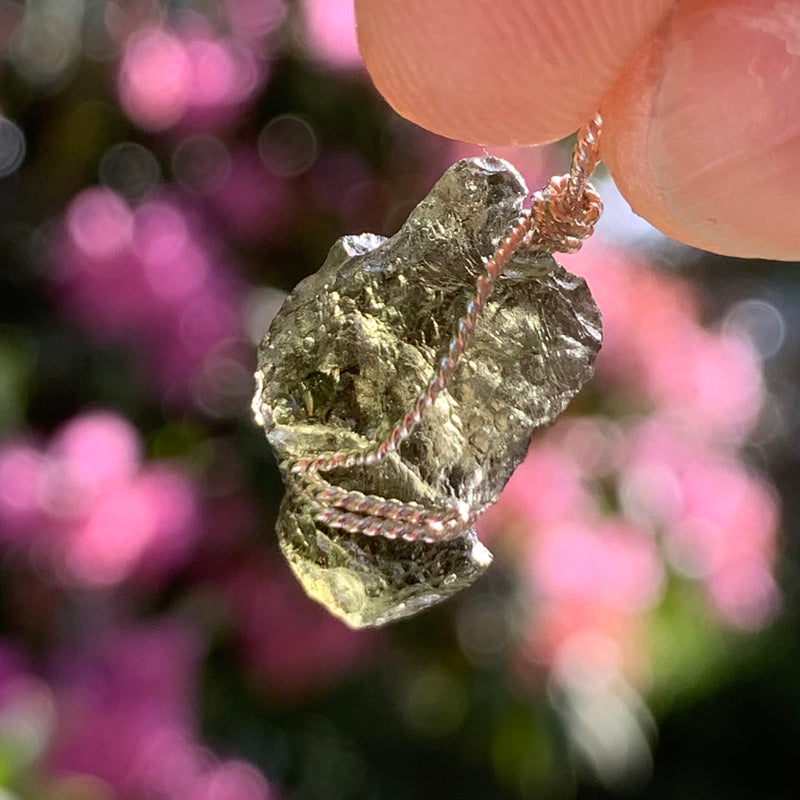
[602,0,800,260]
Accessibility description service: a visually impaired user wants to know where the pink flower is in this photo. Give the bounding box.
[65,185,134,259]
[562,244,762,442]
[477,443,590,541]
[707,559,780,631]
[223,0,287,41]
[54,187,248,410]
[118,23,264,132]
[622,414,780,629]
[480,240,781,690]
[203,146,296,243]
[119,26,192,130]
[224,559,379,700]
[529,519,664,614]
[48,622,199,793]
[515,600,645,682]
[47,620,274,800]
[63,466,198,588]
[0,411,201,589]
[674,459,777,574]
[642,327,762,442]
[192,760,274,800]
[50,411,141,508]
[0,442,49,539]
[301,0,363,71]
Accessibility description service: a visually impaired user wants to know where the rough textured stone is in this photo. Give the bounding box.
[253,157,602,627]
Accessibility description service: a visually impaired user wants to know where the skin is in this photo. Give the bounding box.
[356,0,800,260]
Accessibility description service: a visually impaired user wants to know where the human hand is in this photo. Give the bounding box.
[355,0,800,260]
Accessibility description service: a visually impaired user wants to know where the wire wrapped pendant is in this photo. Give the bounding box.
[253,117,604,627]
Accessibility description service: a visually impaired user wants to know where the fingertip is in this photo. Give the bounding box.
[356,0,674,145]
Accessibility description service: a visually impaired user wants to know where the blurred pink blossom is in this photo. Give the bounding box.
[516,600,646,683]
[0,640,29,692]
[0,442,49,537]
[562,245,763,442]
[626,418,777,562]
[204,146,296,243]
[301,0,363,71]
[50,410,141,507]
[707,559,780,631]
[481,241,780,684]
[193,760,275,800]
[477,444,590,541]
[118,23,265,132]
[119,26,191,130]
[511,518,662,684]
[622,416,780,629]
[224,559,379,700]
[48,620,275,800]
[530,519,663,614]
[54,187,247,410]
[0,411,200,589]
[223,0,287,41]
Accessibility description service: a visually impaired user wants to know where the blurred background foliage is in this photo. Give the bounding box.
[0,1,799,799]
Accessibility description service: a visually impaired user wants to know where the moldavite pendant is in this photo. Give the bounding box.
[253,140,603,628]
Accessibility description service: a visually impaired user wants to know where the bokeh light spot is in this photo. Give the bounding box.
[52,411,141,495]
[399,664,468,738]
[0,676,57,768]
[99,142,162,200]
[133,201,189,266]
[64,478,160,587]
[195,760,270,800]
[619,462,683,527]
[187,39,238,107]
[186,38,259,109]
[225,0,287,38]
[145,241,209,300]
[0,445,45,523]
[301,0,363,70]
[258,114,318,177]
[119,26,191,130]
[0,117,25,178]
[533,522,664,613]
[191,356,252,419]
[709,559,780,631]
[172,134,232,195]
[9,4,81,85]
[66,187,134,260]
[456,594,516,664]
[723,298,786,360]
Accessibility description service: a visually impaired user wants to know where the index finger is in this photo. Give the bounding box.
[355,0,675,145]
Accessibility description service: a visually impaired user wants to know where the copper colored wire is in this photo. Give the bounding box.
[289,114,604,542]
